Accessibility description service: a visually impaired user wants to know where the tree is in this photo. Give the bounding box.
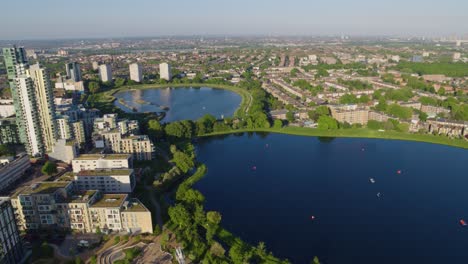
[153,225,162,236]
[286,111,295,122]
[437,87,446,96]
[312,256,321,264]
[273,119,283,129]
[168,204,191,229]
[0,144,13,156]
[290,68,299,77]
[315,106,330,116]
[88,81,100,94]
[114,78,126,87]
[317,116,338,130]
[41,161,57,175]
[207,211,222,225]
[165,121,192,139]
[147,119,164,139]
[172,151,194,173]
[210,242,226,257]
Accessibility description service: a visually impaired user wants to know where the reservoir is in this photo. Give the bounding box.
[114,87,241,122]
[195,133,468,264]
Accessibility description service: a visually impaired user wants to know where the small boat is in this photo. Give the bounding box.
[252,166,257,171]
[377,192,381,198]
[310,216,315,220]
[266,144,269,148]
[397,170,402,174]
[361,148,365,152]
[369,178,375,184]
[460,219,467,226]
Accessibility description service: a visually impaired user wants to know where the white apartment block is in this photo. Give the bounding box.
[72,154,132,173]
[129,63,143,82]
[159,62,172,81]
[74,169,135,193]
[99,64,112,82]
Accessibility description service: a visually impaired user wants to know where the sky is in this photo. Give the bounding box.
[1,0,468,40]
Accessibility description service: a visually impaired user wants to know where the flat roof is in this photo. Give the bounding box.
[91,194,127,208]
[74,154,131,161]
[123,198,149,212]
[67,190,99,203]
[77,169,133,176]
[14,181,70,196]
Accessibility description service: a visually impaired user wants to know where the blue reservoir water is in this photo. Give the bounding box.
[114,87,241,122]
[195,133,468,264]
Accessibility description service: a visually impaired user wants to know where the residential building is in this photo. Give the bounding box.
[74,169,135,193]
[65,62,82,82]
[119,135,154,160]
[330,105,369,125]
[10,184,152,234]
[3,47,57,156]
[48,139,79,164]
[10,181,74,230]
[426,119,467,137]
[0,198,25,264]
[89,194,152,234]
[0,99,15,117]
[99,64,112,82]
[72,154,132,173]
[159,62,172,81]
[92,61,99,71]
[28,63,58,153]
[129,63,143,82]
[0,154,30,193]
[368,111,393,122]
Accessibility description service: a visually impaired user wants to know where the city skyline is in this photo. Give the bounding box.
[1,0,468,40]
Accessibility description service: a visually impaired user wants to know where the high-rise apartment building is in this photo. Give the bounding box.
[129,63,142,82]
[3,47,57,156]
[99,64,112,82]
[0,198,25,264]
[159,62,172,81]
[65,62,82,82]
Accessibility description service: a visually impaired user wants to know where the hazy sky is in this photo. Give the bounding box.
[1,0,467,39]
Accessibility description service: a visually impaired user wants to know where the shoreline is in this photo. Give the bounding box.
[202,127,468,149]
[97,83,467,149]
[110,83,251,116]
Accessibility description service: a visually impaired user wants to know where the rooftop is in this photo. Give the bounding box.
[122,198,149,212]
[74,154,131,161]
[91,194,127,208]
[77,169,133,176]
[14,181,70,196]
[67,190,99,203]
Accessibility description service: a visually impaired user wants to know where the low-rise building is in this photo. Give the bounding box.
[74,169,135,193]
[0,154,30,193]
[72,154,132,173]
[330,105,369,125]
[10,184,152,234]
[426,118,467,137]
[89,194,152,234]
[48,139,79,164]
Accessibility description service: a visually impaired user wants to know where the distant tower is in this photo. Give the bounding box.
[65,62,82,82]
[99,64,113,82]
[92,61,99,71]
[159,62,172,81]
[129,63,143,82]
